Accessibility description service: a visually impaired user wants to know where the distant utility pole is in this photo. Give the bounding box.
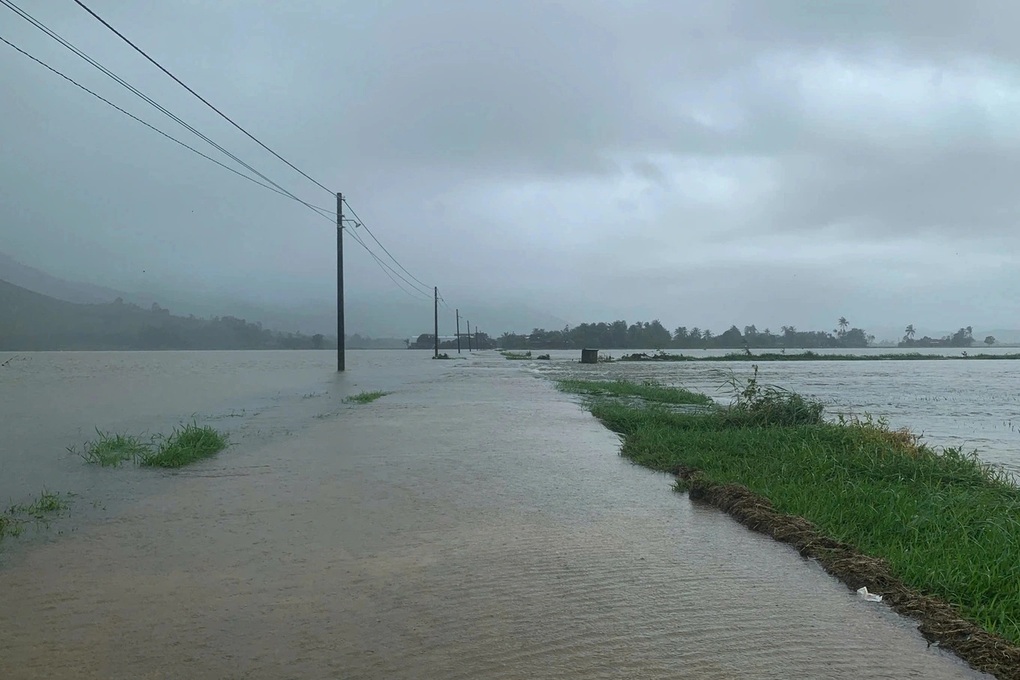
[467,320,473,351]
[476,328,480,350]
[456,309,461,354]
[336,192,345,372]
[434,287,439,358]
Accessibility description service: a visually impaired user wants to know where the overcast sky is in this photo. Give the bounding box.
[2,0,1019,337]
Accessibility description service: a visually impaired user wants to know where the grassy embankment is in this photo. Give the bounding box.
[0,490,70,544]
[619,350,1020,362]
[74,423,228,468]
[559,378,714,407]
[343,390,391,404]
[560,374,1020,679]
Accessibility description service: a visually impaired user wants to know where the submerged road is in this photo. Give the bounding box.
[0,356,988,678]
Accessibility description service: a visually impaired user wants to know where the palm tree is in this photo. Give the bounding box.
[838,317,849,336]
[904,324,915,341]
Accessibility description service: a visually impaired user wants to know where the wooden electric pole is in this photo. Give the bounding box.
[336,192,345,372]
[467,320,472,351]
[456,309,461,353]
[434,287,439,358]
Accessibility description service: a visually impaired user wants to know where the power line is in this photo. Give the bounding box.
[72,0,333,197]
[1,0,327,220]
[2,31,426,302]
[332,217,431,300]
[342,199,434,294]
[4,1,440,304]
[348,229,433,300]
[337,200,434,297]
[0,33,324,209]
[345,228,432,301]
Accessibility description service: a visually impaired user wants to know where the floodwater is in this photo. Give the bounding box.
[536,347,1020,478]
[0,350,1001,678]
[0,350,424,515]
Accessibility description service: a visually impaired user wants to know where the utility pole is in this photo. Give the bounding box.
[456,309,461,354]
[336,192,345,372]
[467,320,472,351]
[434,287,439,358]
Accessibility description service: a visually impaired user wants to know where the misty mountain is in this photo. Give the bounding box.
[0,278,330,351]
[0,251,128,304]
[0,251,567,338]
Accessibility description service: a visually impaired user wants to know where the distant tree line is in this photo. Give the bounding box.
[899,325,985,348]
[409,333,498,350]
[494,317,875,350]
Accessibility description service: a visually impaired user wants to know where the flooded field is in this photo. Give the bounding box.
[0,350,1004,678]
[0,350,433,522]
[533,348,1020,477]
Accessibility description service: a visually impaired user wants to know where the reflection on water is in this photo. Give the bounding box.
[0,351,993,678]
[533,348,1020,476]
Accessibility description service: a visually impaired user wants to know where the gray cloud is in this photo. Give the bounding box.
[2,0,1019,336]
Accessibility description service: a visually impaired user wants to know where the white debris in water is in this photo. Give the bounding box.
[857,586,883,602]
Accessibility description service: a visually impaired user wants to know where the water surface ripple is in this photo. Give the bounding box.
[0,351,991,678]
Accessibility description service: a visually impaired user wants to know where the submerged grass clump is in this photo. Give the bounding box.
[500,350,532,360]
[139,423,228,468]
[73,429,152,466]
[343,390,390,404]
[563,371,1020,675]
[0,490,71,544]
[73,423,228,469]
[557,378,714,407]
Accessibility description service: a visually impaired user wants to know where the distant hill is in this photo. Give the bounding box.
[0,251,128,304]
[0,279,332,351]
[0,250,568,338]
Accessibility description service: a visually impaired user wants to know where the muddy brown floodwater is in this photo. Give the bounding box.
[0,351,992,678]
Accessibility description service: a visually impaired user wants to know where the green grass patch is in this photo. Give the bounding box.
[139,423,228,468]
[343,390,391,404]
[558,378,714,406]
[500,350,533,360]
[1,490,71,544]
[73,423,228,469]
[72,429,152,466]
[573,374,1020,646]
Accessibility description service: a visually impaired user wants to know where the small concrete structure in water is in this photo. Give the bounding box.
[580,348,599,364]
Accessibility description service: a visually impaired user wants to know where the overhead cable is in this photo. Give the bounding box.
[1,0,325,219]
[72,0,334,196]
[0,33,319,209]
